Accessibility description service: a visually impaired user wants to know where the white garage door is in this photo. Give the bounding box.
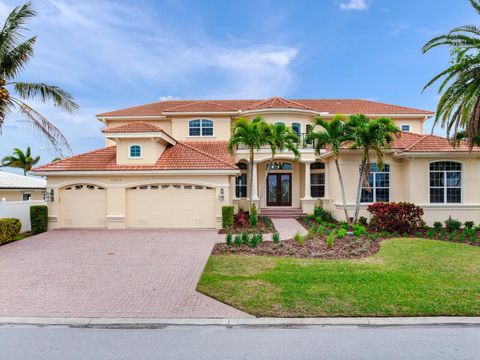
[126,184,216,228]
[61,184,107,228]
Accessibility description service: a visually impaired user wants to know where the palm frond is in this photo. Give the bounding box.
[14,82,79,112]
[0,36,36,79]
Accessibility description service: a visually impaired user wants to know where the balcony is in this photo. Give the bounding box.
[237,133,319,150]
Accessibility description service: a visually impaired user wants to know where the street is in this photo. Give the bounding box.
[0,324,479,360]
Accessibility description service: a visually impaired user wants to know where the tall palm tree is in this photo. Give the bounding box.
[227,116,269,213]
[349,115,400,223]
[258,123,301,207]
[0,2,78,157]
[422,0,480,147]
[1,147,39,175]
[305,114,353,223]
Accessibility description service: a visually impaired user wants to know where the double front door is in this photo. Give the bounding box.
[267,173,292,206]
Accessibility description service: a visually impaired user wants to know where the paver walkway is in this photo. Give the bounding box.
[0,230,251,318]
[271,218,308,240]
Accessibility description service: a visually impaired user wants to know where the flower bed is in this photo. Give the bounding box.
[218,214,275,234]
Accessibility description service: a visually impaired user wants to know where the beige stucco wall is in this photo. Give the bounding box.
[0,190,44,201]
[45,174,234,229]
[115,138,167,165]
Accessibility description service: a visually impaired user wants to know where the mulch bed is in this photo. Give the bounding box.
[218,216,275,234]
[212,234,382,259]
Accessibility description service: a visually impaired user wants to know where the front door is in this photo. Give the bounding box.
[267,173,292,206]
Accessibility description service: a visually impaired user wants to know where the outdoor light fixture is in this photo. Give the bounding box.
[219,188,225,202]
[44,189,54,202]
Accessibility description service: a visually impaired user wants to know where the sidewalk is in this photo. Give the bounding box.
[271,218,307,240]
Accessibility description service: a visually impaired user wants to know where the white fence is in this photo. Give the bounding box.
[0,199,47,232]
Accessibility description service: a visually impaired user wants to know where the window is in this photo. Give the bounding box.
[22,193,31,201]
[189,119,213,136]
[269,162,292,170]
[292,123,301,135]
[310,162,325,198]
[236,162,248,198]
[401,124,411,132]
[429,161,462,203]
[361,164,390,203]
[275,122,285,126]
[129,145,142,158]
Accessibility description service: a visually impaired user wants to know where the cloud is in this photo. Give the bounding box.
[339,0,370,11]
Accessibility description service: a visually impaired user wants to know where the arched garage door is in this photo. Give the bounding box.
[126,184,217,228]
[61,184,107,228]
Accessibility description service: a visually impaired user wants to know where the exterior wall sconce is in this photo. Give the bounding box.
[219,188,225,202]
[44,189,55,202]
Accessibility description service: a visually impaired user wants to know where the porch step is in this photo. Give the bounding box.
[259,208,307,219]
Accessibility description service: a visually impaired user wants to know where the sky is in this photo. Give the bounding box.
[0,0,476,171]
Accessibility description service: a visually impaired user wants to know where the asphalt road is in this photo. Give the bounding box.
[0,324,479,360]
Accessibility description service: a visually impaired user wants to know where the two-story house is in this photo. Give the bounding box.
[32,97,480,229]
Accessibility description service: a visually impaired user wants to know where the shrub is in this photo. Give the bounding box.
[261,216,274,231]
[426,228,436,238]
[272,232,280,243]
[314,207,324,218]
[306,214,316,221]
[249,234,263,248]
[433,222,443,230]
[234,211,248,227]
[367,202,425,234]
[30,205,48,235]
[294,232,305,245]
[315,216,323,224]
[353,224,366,237]
[233,234,242,247]
[249,204,258,227]
[225,233,233,245]
[222,206,234,229]
[463,228,476,238]
[358,216,368,226]
[316,225,325,235]
[464,221,474,230]
[337,228,347,238]
[339,221,348,230]
[241,232,251,245]
[475,226,480,232]
[448,231,457,241]
[326,230,336,249]
[314,207,336,223]
[444,216,462,232]
[0,218,21,245]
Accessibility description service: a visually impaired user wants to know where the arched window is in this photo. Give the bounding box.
[292,123,301,135]
[430,161,462,203]
[269,162,292,171]
[235,162,248,198]
[306,124,313,134]
[310,162,325,198]
[189,119,214,136]
[361,163,390,203]
[129,145,142,158]
[275,122,285,126]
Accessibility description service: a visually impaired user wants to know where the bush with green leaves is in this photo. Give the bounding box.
[222,206,234,229]
[433,221,443,230]
[313,207,336,223]
[233,234,242,247]
[337,227,347,238]
[294,232,305,245]
[306,214,316,221]
[339,221,348,230]
[0,218,21,245]
[475,226,480,232]
[272,232,280,243]
[225,233,233,245]
[464,221,474,230]
[241,232,251,245]
[426,228,436,238]
[353,224,366,237]
[249,204,258,227]
[445,217,462,232]
[249,234,263,247]
[358,216,368,226]
[30,205,48,235]
[326,230,336,249]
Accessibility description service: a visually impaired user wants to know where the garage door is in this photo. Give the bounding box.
[61,184,107,228]
[126,184,216,228]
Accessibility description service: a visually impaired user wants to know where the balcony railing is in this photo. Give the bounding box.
[237,133,319,150]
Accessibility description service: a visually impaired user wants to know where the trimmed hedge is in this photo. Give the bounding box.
[30,205,48,235]
[0,218,21,245]
[367,202,425,234]
[222,206,234,229]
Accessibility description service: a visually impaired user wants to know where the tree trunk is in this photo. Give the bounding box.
[354,160,366,223]
[335,158,350,224]
[248,147,254,212]
[258,157,274,209]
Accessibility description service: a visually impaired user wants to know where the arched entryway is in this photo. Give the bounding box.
[266,162,292,206]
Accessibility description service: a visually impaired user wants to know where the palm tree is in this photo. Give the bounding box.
[0,2,78,157]
[422,0,480,147]
[227,116,269,214]
[305,114,353,223]
[258,123,301,207]
[349,115,400,223]
[1,147,40,175]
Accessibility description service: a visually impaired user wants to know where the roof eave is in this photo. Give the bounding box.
[32,169,239,176]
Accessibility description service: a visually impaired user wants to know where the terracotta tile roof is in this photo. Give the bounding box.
[31,141,236,172]
[97,98,433,117]
[102,122,165,133]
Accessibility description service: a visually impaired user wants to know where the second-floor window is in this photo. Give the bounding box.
[292,123,301,135]
[189,119,213,136]
[129,145,142,158]
[401,124,411,132]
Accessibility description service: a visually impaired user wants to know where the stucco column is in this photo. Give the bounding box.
[106,187,126,229]
[302,161,313,200]
[251,161,259,201]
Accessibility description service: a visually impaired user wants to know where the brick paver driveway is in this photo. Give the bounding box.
[0,230,251,318]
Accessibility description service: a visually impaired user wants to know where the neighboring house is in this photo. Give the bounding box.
[0,170,46,201]
[31,97,480,229]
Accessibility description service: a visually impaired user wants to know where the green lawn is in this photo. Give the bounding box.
[197,238,480,317]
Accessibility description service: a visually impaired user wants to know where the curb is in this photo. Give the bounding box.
[1,317,480,328]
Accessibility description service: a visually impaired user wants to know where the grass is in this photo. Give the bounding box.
[197,238,480,317]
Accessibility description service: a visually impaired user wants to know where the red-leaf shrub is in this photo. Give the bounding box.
[367,202,425,234]
[234,211,249,227]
